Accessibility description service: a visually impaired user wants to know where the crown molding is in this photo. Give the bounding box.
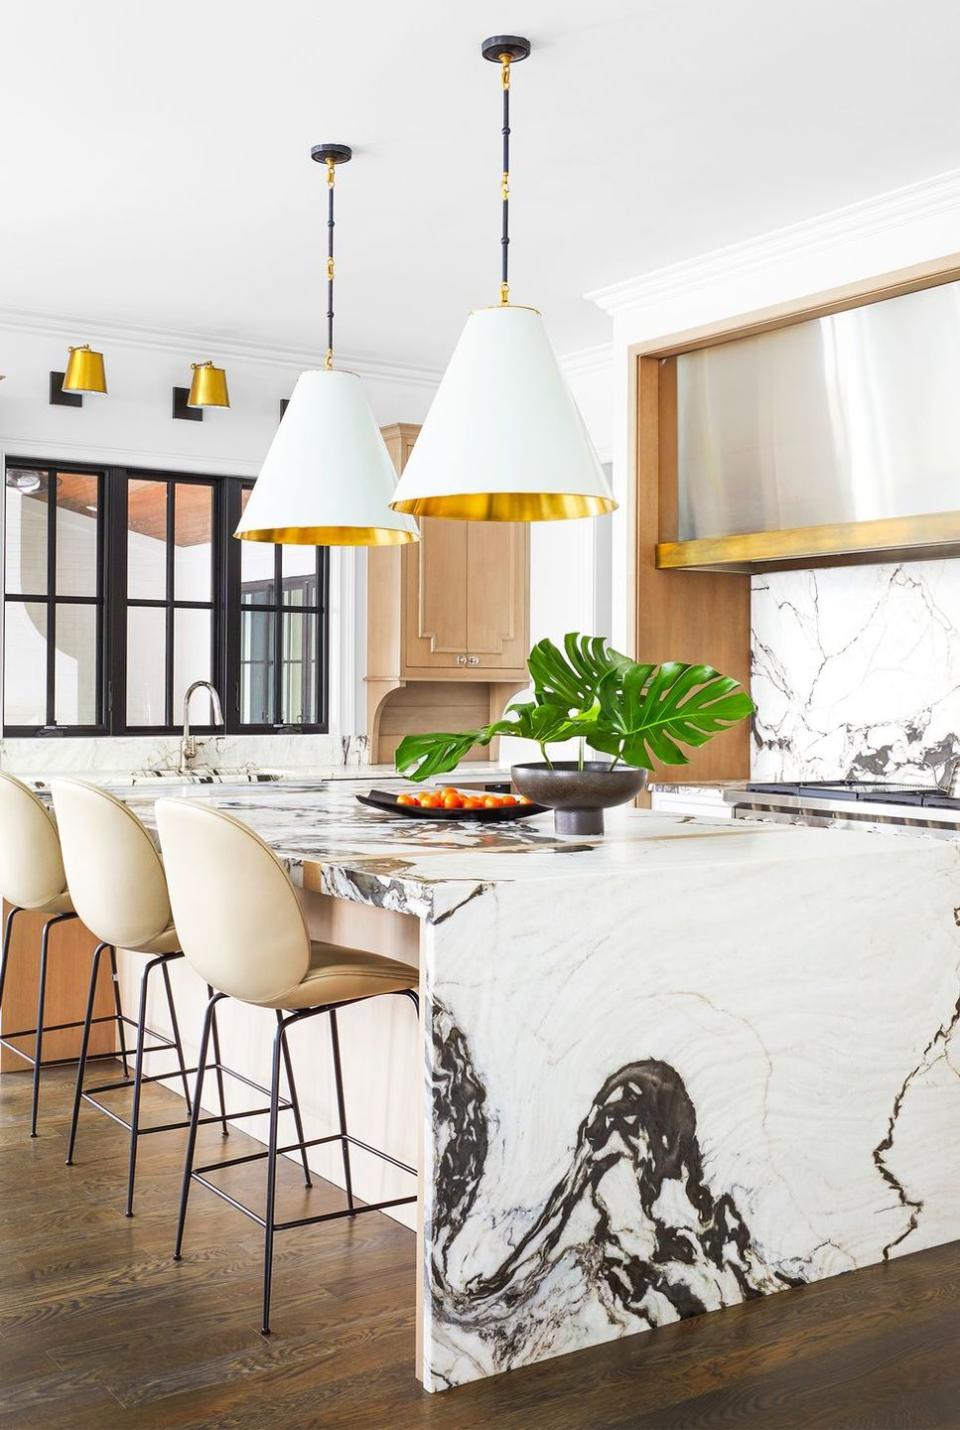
[0,307,444,390]
[0,433,261,478]
[586,166,960,317]
[559,342,613,380]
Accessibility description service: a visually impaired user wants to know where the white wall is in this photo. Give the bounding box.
[1,314,615,739]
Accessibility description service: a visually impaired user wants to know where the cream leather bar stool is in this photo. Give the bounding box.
[155,798,419,1336]
[51,778,229,1217]
[0,771,125,1138]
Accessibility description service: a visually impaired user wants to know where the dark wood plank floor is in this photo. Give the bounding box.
[1,1066,958,1429]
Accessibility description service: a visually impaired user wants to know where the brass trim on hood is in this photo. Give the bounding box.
[656,511,960,573]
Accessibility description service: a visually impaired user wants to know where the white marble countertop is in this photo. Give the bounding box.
[83,775,943,922]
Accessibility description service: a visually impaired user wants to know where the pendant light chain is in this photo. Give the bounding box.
[325,157,336,369]
[499,54,512,306]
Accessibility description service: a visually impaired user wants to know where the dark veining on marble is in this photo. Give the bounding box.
[873,973,960,1259]
[431,1003,489,1278]
[752,564,960,784]
[429,1000,799,1373]
[430,884,492,926]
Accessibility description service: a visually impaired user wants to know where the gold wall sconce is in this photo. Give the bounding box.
[188,361,229,408]
[51,344,107,407]
[172,361,230,421]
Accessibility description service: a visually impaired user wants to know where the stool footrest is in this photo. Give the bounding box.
[192,1130,416,1181]
[274,1196,416,1232]
[76,1059,292,1139]
[0,1013,118,1045]
[0,1039,139,1072]
[189,1124,417,1233]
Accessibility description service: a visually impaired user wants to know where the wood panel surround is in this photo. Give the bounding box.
[634,355,751,782]
[630,249,960,784]
[367,424,530,764]
[0,904,116,1072]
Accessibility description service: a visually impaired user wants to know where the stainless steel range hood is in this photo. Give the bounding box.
[656,277,960,572]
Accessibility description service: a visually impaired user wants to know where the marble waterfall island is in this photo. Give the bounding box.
[120,783,960,1391]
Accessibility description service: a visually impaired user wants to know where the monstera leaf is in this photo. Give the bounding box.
[394,728,503,782]
[527,633,636,714]
[395,701,595,782]
[393,633,754,783]
[589,662,755,769]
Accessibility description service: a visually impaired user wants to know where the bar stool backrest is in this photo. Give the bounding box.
[155,798,311,1004]
[0,771,69,910]
[51,779,173,950]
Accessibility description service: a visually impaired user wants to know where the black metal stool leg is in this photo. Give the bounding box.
[276,1012,312,1188]
[125,954,164,1217]
[328,1006,354,1214]
[108,946,128,1078]
[0,905,22,1012]
[261,1014,286,1336]
[160,958,192,1116]
[207,985,229,1138]
[29,914,70,1137]
[174,991,223,1260]
[66,941,108,1165]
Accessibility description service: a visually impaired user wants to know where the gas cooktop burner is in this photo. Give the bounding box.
[745,780,960,810]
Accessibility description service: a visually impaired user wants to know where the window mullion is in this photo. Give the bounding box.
[46,471,57,726]
[222,479,241,733]
[273,544,283,727]
[319,547,329,728]
[105,467,128,734]
[165,482,175,728]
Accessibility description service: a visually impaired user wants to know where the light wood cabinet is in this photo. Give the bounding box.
[402,517,528,673]
[367,424,530,761]
[402,518,469,670]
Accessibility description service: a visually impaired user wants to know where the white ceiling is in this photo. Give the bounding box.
[3,0,960,370]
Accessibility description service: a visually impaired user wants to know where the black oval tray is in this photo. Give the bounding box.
[356,789,546,821]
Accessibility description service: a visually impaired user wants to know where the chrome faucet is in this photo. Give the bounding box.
[180,680,224,772]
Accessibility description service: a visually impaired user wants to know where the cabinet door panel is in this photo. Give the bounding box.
[403,517,469,669]
[465,522,529,670]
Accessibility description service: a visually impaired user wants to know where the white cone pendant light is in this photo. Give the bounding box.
[236,144,418,547]
[390,36,616,523]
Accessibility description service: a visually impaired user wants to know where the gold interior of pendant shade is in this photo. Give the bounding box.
[63,345,107,394]
[389,491,618,521]
[188,361,230,408]
[236,525,419,546]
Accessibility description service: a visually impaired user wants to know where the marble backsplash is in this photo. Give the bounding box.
[0,732,370,778]
[751,559,960,784]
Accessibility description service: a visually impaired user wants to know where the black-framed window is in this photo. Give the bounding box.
[231,481,328,730]
[121,474,219,732]
[2,465,105,730]
[2,459,329,736]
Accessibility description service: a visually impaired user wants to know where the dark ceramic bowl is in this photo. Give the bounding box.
[510,761,649,835]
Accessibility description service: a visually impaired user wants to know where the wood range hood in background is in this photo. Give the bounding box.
[649,257,960,574]
[632,252,960,787]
